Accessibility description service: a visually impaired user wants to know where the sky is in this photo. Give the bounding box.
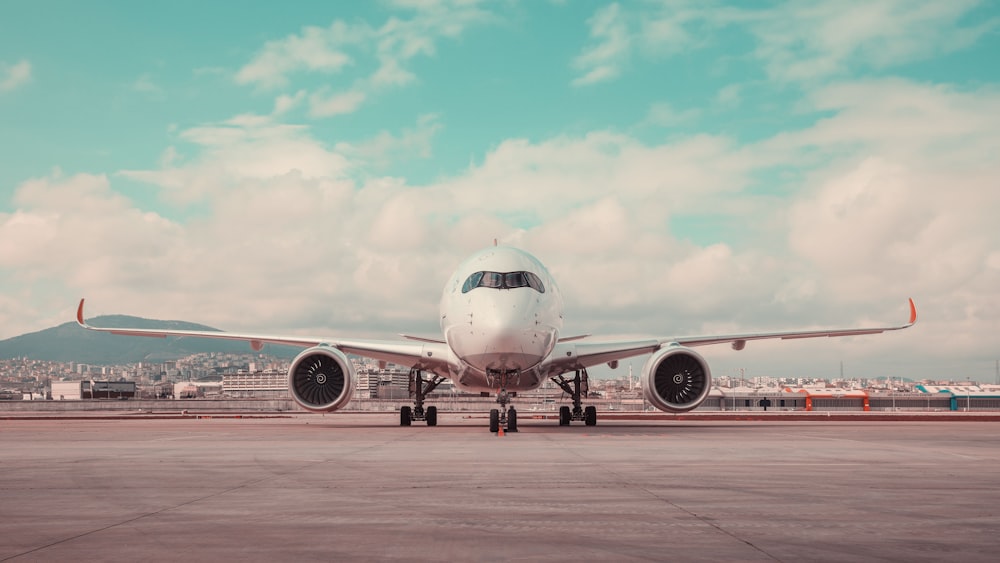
[1,0,998,382]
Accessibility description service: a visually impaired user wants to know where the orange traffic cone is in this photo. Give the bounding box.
[498,426,505,437]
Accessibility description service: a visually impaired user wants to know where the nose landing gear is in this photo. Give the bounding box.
[486,371,520,433]
[489,388,518,433]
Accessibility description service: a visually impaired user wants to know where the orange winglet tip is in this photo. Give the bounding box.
[907,298,917,325]
[76,299,87,326]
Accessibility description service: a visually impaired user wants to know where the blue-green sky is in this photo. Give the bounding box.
[2,1,999,381]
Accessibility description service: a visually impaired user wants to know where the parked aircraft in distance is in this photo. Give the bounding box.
[76,245,917,432]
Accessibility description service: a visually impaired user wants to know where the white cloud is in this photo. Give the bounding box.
[159,146,180,167]
[569,1,996,86]
[272,90,306,115]
[571,3,630,86]
[782,79,1000,301]
[370,56,417,88]
[235,3,493,113]
[308,90,367,118]
[120,115,351,204]
[235,23,362,89]
[336,113,443,168]
[0,59,31,92]
[643,101,700,127]
[716,84,741,108]
[3,78,997,381]
[571,65,618,87]
[746,0,998,82]
[131,73,166,101]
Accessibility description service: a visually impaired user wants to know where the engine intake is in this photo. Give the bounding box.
[642,347,712,413]
[288,346,356,412]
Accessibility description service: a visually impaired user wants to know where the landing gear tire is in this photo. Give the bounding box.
[584,405,597,426]
[489,409,500,433]
[559,405,571,426]
[400,406,412,427]
[507,408,518,432]
[426,406,438,427]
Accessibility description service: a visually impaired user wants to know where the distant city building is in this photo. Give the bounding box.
[50,380,136,400]
[222,371,288,398]
[174,381,223,399]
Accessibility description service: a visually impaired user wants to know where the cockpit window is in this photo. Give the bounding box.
[483,272,503,288]
[525,271,545,293]
[505,272,526,288]
[461,270,545,293]
[461,271,484,293]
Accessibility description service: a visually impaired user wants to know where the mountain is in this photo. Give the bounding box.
[0,315,303,364]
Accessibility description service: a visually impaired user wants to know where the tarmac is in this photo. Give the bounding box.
[1,413,998,562]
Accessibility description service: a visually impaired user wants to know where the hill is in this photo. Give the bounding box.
[0,315,303,364]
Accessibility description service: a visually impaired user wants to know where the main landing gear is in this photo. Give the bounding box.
[552,369,597,426]
[400,369,445,427]
[489,388,518,433]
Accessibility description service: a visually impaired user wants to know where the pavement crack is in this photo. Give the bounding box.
[540,433,783,562]
[2,432,415,561]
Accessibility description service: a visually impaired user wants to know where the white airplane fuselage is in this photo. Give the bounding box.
[439,246,564,394]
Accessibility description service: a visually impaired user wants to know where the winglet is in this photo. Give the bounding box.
[907,298,917,326]
[76,299,88,328]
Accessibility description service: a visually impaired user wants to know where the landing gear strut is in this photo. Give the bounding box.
[489,388,518,433]
[552,369,597,426]
[400,369,445,426]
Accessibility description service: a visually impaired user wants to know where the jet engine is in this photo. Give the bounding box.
[287,346,356,413]
[642,346,712,413]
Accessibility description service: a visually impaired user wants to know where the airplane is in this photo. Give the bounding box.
[75,245,917,432]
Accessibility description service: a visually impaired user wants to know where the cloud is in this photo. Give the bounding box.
[235,2,494,115]
[308,89,367,118]
[716,84,741,108]
[643,101,700,127]
[571,3,630,86]
[272,90,307,115]
[235,23,361,89]
[568,1,996,86]
[335,113,443,168]
[0,59,31,92]
[119,114,351,204]
[781,80,1000,323]
[746,0,999,82]
[131,73,166,101]
[3,77,997,381]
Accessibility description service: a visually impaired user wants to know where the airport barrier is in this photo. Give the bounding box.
[3,393,1000,413]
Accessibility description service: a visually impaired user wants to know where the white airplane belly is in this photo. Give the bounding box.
[447,323,557,373]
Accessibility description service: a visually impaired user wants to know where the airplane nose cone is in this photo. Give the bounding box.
[448,293,556,373]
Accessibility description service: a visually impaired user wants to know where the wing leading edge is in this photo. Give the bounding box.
[75,299,452,375]
[671,298,917,348]
[543,299,917,374]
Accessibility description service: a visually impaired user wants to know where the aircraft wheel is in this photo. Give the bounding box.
[507,408,518,432]
[559,405,571,426]
[489,409,500,433]
[584,405,597,426]
[400,406,412,426]
[426,406,438,427]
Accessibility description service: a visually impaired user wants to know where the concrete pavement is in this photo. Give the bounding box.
[1,415,998,561]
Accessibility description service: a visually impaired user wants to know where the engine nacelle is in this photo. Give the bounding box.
[642,346,712,413]
[288,346,356,413]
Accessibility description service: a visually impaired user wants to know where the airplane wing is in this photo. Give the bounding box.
[75,299,453,375]
[543,299,917,374]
